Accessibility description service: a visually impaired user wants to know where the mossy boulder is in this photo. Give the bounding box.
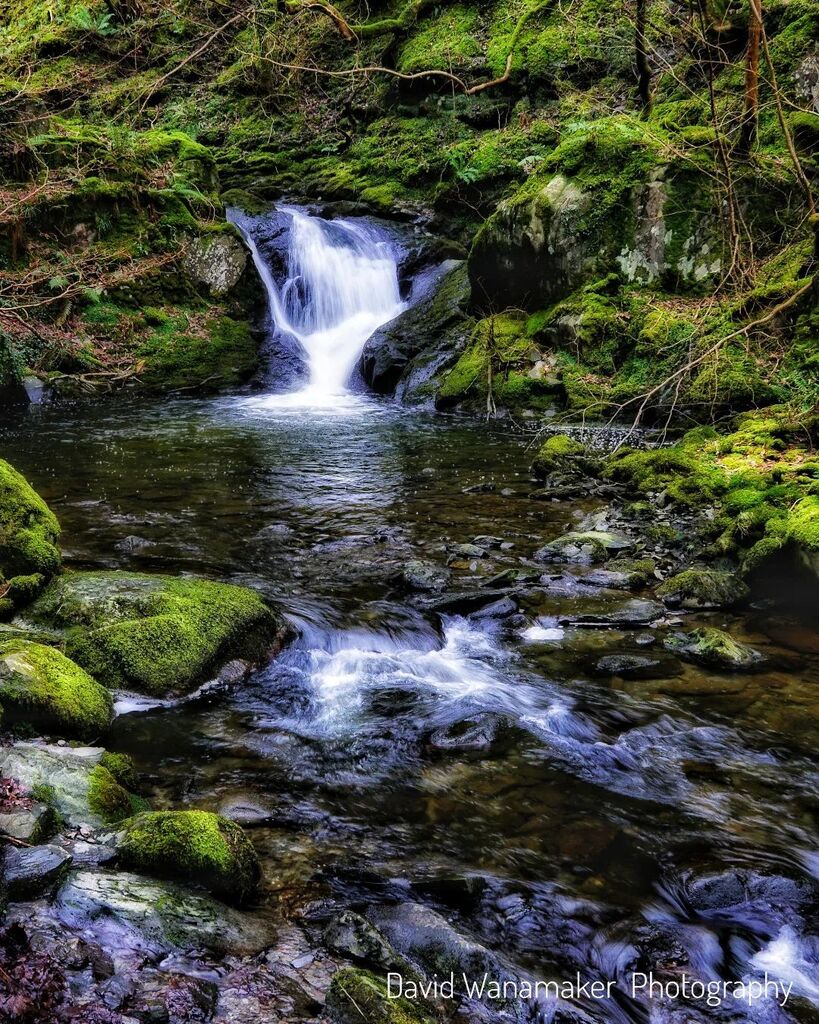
[656,569,750,610]
[535,530,633,565]
[0,640,113,739]
[664,627,763,671]
[117,810,261,906]
[24,570,279,696]
[326,968,435,1024]
[0,460,61,616]
[532,434,589,479]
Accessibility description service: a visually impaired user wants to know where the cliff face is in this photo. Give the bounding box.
[0,0,816,417]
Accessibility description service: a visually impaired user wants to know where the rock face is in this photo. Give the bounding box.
[0,639,113,739]
[25,570,279,696]
[181,230,251,298]
[2,843,71,899]
[117,810,261,906]
[0,459,61,616]
[0,742,141,828]
[359,261,471,399]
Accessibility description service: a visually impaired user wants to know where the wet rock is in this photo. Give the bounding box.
[534,531,632,565]
[181,231,249,298]
[656,569,749,609]
[360,261,470,396]
[422,590,513,616]
[401,560,450,593]
[0,741,140,829]
[469,596,518,620]
[462,482,496,494]
[472,536,505,549]
[532,435,598,481]
[686,868,814,924]
[130,968,218,1024]
[664,627,764,671]
[584,558,655,589]
[56,869,275,958]
[558,598,664,627]
[218,795,277,828]
[426,714,509,754]
[115,535,154,554]
[326,967,435,1024]
[116,810,261,906]
[448,543,487,561]
[593,654,680,679]
[324,910,403,969]
[3,843,71,899]
[366,902,512,987]
[214,960,323,1024]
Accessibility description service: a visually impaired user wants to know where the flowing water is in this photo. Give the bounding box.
[2,211,818,1023]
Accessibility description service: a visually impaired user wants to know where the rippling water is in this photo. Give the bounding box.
[3,395,818,1022]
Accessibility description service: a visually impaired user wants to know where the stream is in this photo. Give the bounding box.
[2,207,818,1023]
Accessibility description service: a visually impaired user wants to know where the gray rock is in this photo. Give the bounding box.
[0,800,55,842]
[470,596,518,620]
[426,714,508,753]
[3,843,71,898]
[449,543,487,559]
[558,598,664,627]
[535,530,632,565]
[324,910,403,968]
[56,869,276,959]
[0,742,110,828]
[401,560,450,594]
[181,231,249,297]
[593,654,680,679]
[130,968,218,1023]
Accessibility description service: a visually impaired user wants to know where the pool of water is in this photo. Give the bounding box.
[3,393,818,1022]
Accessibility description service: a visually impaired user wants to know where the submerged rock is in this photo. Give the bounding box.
[0,639,113,739]
[656,568,749,609]
[664,627,764,671]
[116,809,261,905]
[532,434,597,480]
[425,714,510,754]
[0,741,143,828]
[593,653,681,679]
[24,570,279,696]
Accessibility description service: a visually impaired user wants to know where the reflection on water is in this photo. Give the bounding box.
[2,395,819,1022]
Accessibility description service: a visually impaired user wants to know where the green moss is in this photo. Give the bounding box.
[0,639,113,739]
[664,627,763,671]
[137,314,257,391]
[88,763,147,823]
[0,460,61,582]
[532,434,586,478]
[327,968,435,1024]
[656,569,749,609]
[397,5,482,74]
[117,810,261,905]
[28,570,277,696]
[99,750,140,791]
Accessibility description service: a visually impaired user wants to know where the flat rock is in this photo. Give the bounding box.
[593,654,681,679]
[0,742,108,828]
[558,599,664,628]
[401,560,450,593]
[535,530,632,565]
[3,843,71,899]
[0,801,55,842]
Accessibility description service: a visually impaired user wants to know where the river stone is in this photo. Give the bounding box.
[3,843,71,898]
[365,902,514,988]
[534,530,633,565]
[56,869,276,958]
[401,560,450,593]
[0,800,55,842]
[656,569,749,609]
[324,910,404,969]
[593,654,681,679]
[558,598,664,627]
[663,627,764,671]
[426,714,509,753]
[130,968,218,1023]
[327,967,436,1024]
[0,741,132,829]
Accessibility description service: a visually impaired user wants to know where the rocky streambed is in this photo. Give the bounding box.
[0,395,818,1024]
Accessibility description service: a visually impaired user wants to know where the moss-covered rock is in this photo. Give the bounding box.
[117,810,261,905]
[664,627,763,671]
[0,639,113,739]
[326,968,435,1024]
[0,461,61,606]
[25,570,278,696]
[535,530,633,565]
[532,434,589,479]
[656,569,750,610]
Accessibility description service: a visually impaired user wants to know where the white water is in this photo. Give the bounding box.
[240,207,405,409]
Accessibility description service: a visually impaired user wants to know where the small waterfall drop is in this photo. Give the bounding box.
[234,206,405,409]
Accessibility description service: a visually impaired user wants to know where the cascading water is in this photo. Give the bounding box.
[232,206,406,409]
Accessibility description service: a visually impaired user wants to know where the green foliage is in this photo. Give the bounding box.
[0,460,61,583]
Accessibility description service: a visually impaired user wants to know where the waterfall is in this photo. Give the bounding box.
[233,206,405,409]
